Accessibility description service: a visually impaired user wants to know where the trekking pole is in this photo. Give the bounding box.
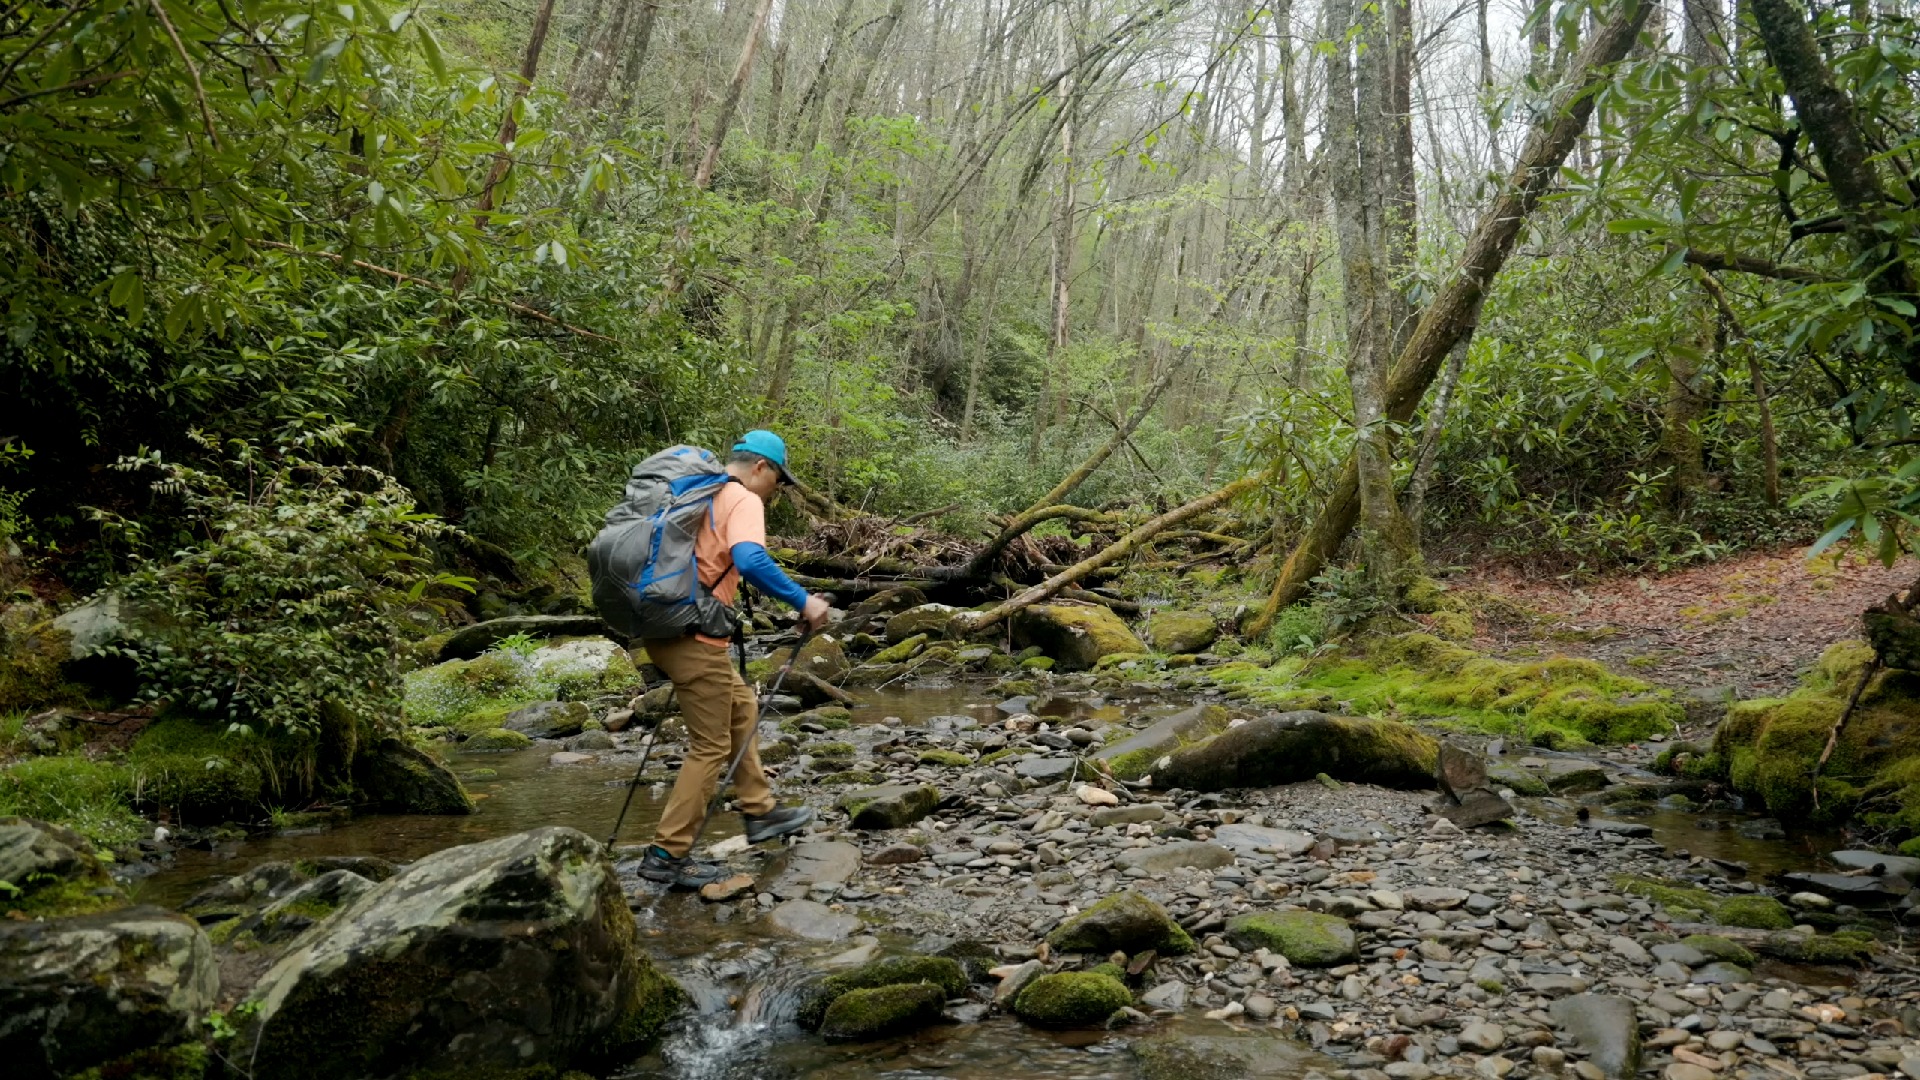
[606,708,666,848]
[683,599,834,857]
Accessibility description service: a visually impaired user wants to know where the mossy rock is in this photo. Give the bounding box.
[1716,895,1793,930]
[917,750,971,767]
[1156,712,1437,792]
[1092,704,1231,782]
[1011,604,1147,672]
[797,954,967,1029]
[1487,762,1550,797]
[765,635,851,683]
[816,770,884,787]
[67,1042,210,1080]
[818,982,947,1040]
[1145,610,1218,655]
[352,737,475,815]
[838,784,940,830]
[870,634,929,665]
[1681,934,1756,967]
[465,728,533,751]
[125,718,270,822]
[1616,876,1718,919]
[1226,910,1357,966]
[1,602,87,712]
[1019,656,1055,671]
[884,605,964,644]
[1044,889,1194,956]
[807,741,857,759]
[0,816,129,917]
[1011,971,1132,1028]
[1758,930,1875,965]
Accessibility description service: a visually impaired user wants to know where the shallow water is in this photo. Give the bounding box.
[128,684,1867,1080]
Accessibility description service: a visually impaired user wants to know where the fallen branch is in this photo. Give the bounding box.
[251,240,616,344]
[959,503,1117,578]
[1016,360,1179,518]
[902,502,962,524]
[959,474,1264,633]
[1811,657,1879,811]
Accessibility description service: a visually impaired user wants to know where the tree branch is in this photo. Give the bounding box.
[1682,248,1829,283]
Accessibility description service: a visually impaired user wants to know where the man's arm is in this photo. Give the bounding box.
[729,542,809,611]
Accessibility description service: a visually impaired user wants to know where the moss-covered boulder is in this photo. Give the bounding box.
[1011,971,1133,1027]
[0,599,81,713]
[838,784,940,830]
[884,604,964,643]
[1146,610,1218,655]
[797,954,968,1030]
[1715,895,1793,930]
[352,737,474,815]
[239,826,683,1080]
[0,816,127,918]
[1697,642,1920,840]
[1226,910,1357,966]
[767,633,851,682]
[465,727,533,751]
[1091,704,1231,781]
[1045,889,1194,956]
[210,868,375,949]
[0,905,217,1080]
[871,633,929,664]
[1681,935,1756,967]
[1758,929,1875,965]
[505,699,591,740]
[124,717,269,822]
[1013,604,1147,671]
[917,749,972,767]
[848,586,929,624]
[819,982,948,1040]
[437,614,611,662]
[1156,711,1438,792]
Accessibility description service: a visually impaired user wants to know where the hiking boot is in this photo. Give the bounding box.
[743,804,815,845]
[637,846,729,890]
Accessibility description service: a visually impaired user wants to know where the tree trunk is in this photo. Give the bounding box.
[1660,314,1711,509]
[1478,0,1505,173]
[1249,0,1655,633]
[1405,336,1469,536]
[454,0,559,294]
[609,1,662,117]
[693,0,775,192]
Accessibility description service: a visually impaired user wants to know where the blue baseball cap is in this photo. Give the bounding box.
[732,429,797,485]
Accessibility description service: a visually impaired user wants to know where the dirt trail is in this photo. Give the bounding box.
[1461,548,1919,700]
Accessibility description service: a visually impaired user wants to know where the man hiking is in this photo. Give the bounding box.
[591,430,830,889]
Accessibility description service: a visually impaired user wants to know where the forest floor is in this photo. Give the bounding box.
[1461,547,1920,700]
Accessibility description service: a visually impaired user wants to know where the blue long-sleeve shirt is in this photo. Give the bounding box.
[730,542,809,611]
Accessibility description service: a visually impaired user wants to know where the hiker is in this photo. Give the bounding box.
[588,430,830,889]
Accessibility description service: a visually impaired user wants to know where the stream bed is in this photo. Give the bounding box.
[127,684,1906,1080]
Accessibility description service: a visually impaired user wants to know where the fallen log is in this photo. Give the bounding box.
[958,474,1264,633]
[1246,0,1655,634]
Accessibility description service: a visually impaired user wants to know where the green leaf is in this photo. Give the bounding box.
[417,21,448,80]
[1607,217,1665,234]
[1806,517,1856,560]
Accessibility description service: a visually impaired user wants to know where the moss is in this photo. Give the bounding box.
[1716,895,1793,930]
[1758,930,1874,965]
[1145,610,1217,654]
[1428,610,1475,641]
[1476,978,1507,995]
[797,955,968,1029]
[126,717,272,822]
[1900,837,1920,857]
[1681,935,1756,967]
[1226,911,1357,966]
[1093,651,1155,670]
[1045,890,1195,956]
[465,728,532,751]
[1011,971,1132,1027]
[917,749,971,767]
[870,634,928,664]
[1013,604,1148,671]
[1020,656,1055,671]
[818,982,947,1040]
[807,741,856,759]
[1616,875,1718,919]
[69,1042,210,1080]
[1086,961,1126,982]
[977,748,1019,766]
[816,770,883,787]
[0,605,82,713]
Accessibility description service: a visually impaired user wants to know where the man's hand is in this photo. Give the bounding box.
[800,594,832,633]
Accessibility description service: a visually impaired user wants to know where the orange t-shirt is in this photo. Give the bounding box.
[692,482,767,647]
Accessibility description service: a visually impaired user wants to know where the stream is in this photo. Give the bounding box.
[126,684,1875,1080]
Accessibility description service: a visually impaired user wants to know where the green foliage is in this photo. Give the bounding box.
[0,755,144,848]
[91,436,467,742]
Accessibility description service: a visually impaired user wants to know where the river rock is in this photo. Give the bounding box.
[1093,804,1166,827]
[239,827,681,1080]
[1433,786,1515,828]
[760,841,862,900]
[1403,886,1470,911]
[1212,823,1315,856]
[1437,741,1487,797]
[352,736,475,814]
[1015,756,1078,782]
[1092,704,1232,781]
[1829,849,1920,882]
[0,906,217,1080]
[0,816,126,917]
[1536,759,1609,793]
[1115,840,1235,873]
[885,604,964,643]
[797,954,968,1029]
[1778,870,1912,907]
[1132,1032,1330,1080]
[1226,911,1357,966]
[505,699,591,740]
[1045,889,1195,955]
[768,634,851,682]
[840,784,940,830]
[819,982,947,1040]
[439,614,610,661]
[1145,610,1217,654]
[1154,712,1438,791]
[1549,994,1642,1079]
[222,869,375,947]
[765,899,860,941]
[1011,603,1147,671]
[1011,971,1133,1027]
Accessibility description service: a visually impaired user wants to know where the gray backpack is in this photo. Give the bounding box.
[587,446,741,641]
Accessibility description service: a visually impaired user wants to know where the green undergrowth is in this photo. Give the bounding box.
[0,755,145,848]
[1203,630,1679,747]
[1687,641,1920,843]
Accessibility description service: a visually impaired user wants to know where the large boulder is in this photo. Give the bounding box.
[352,737,475,815]
[240,827,682,1079]
[0,906,217,1080]
[1092,704,1232,781]
[504,699,591,740]
[438,614,611,661]
[1045,889,1194,955]
[1155,711,1438,792]
[884,604,964,643]
[0,817,127,918]
[768,633,851,682]
[1012,603,1147,671]
[1145,609,1218,654]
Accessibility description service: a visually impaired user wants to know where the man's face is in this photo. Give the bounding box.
[741,459,782,500]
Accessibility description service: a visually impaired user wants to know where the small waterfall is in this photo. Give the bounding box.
[649,946,820,1079]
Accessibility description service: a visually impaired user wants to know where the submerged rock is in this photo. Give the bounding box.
[1012,603,1147,671]
[352,736,474,815]
[0,905,217,1080]
[1155,711,1438,792]
[1011,970,1133,1027]
[239,826,681,1080]
[0,816,126,918]
[1226,910,1357,966]
[1044,890,1194,955]
[1132,1032,1331,1080]
[765,899,860,941]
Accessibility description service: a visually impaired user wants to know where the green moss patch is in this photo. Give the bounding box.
[1011,971,1132,1028]
[1616,875,1718,920]
[1226,911,1357,966]
[917,750,971,767]
[1681,934,1756,967]
[797,955,968,1030]
[818,983,946,1040]
[1716,895,1792,930]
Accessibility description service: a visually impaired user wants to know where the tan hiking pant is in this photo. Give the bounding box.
[645,635,773,857]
